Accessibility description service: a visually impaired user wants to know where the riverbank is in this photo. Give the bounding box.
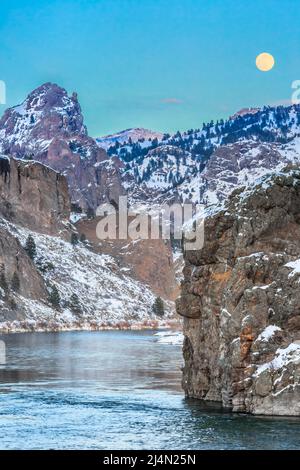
[0,318,182,334]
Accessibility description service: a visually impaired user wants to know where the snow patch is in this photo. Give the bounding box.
[255,325,281,342]
[285,259,300,277]
[254,343,300,376]
[154,330,184,345]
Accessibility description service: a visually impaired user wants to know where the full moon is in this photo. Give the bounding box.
[256,52,275,72]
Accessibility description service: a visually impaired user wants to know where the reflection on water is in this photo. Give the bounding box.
[0,330,182,391]
[0,330,300,450]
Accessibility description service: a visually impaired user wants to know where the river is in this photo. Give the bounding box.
[0,330,300,449]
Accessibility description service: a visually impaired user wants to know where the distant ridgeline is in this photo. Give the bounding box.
[101,104,300,203]
[107,104,300,164]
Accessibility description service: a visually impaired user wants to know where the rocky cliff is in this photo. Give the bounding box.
[177,168,300,415]
[0,225,47,316]
[0,156,66,323]
[0,155,70,234]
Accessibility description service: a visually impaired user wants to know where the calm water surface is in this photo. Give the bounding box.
[0,330,300,450]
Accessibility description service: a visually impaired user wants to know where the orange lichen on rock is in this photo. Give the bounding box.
[211,270,232,282]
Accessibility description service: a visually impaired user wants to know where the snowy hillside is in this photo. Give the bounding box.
[0,218,173,333]
[107,104,300,206]
[123,145,199,192]
[108,105,300,164]
[174,137,300,205]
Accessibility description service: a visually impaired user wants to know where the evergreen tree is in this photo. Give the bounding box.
[11,272,20,292]
[71,203,82,214]
[71,233,79,246]
[80,233,86,243]
[107,146,115,156]
[48,285,60,310]
[25,234,37,260]
[152,297,165,317]
[86,207,95,219]
[69,140,77,152]
[69,293,82,314]
[0,266,8,293]
[151,137,159,148]
[9,297,17,309]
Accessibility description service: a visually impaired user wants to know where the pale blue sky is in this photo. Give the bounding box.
[0,0,299,136]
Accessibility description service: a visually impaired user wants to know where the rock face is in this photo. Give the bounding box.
[0,225,47,309]
[0,155,68,322]
[177,168,300,416]
[0,156,70,234]
[0,83,124,210]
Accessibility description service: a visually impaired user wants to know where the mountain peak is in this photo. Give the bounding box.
[230,107,261,120]
[30,81,63,92]
[19,82,80,115]
[96,127,164,149]
[0,82,88,157]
